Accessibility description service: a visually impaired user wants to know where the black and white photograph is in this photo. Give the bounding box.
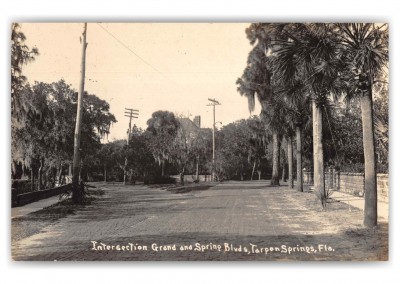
[10,22,389,261]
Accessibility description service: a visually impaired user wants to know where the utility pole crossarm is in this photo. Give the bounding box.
[207,98,221,105]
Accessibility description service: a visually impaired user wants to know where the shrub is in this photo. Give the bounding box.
[144,175,176,185]
[11,179,33,194]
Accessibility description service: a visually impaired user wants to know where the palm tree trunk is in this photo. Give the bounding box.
[296,126,303,192]
[288,135,294,188]
[271,131,280,186]
[360,90,377,227]
[281,163,286,183]
[79,158,83,182]
[313,100,325,206]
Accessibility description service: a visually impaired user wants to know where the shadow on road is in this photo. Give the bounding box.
[12,181,388,262]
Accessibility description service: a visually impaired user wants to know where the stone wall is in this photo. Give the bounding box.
[303,171,389,203]
[12,184,72,207]
[338,173,365,196]
[377,174,389,203]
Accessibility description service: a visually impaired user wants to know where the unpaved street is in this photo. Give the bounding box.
[11,181,388,261]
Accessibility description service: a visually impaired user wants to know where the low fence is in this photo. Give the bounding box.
[303,171,389,203]
[171,174,212,183]
[12,184,72,208]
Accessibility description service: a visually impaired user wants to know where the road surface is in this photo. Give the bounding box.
[11,181,388,261]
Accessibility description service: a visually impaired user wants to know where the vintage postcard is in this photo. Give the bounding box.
[11,23,388,261]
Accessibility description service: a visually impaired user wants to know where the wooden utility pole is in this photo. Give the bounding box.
[123,108,139,185]
[207,98,221,182]
[72,23,88,203]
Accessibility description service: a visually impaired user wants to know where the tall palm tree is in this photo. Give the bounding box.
[271,24,345,207]
[336,23,388,227]
[260,96,290,186]
[256,23,312,191]
[273,82,312,191]
[236,37,279,185]
[237,24,293,186]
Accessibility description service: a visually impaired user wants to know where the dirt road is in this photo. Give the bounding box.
[11,181,388,261]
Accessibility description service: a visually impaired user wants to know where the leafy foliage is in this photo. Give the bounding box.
[11,79,116,190]
[11,23,39,127]
[215,117,268,180]
[145,111,180,171]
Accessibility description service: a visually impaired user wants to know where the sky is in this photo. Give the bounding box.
[21,23,262,141]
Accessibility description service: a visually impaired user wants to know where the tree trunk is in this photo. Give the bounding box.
[161,160,165,176]
[180,166,185,185]
[31,165,35,191]
[251,160,256,181]
[296,126,303,192]
[195,155,199,181]
[281,164,286,183]
[328,167,334,190]
[271,131,280,186]
[79,158,83,182]
[50,167,56,188]
[313,100,325,207]
[38,158,43,191]
[104,164,107,182]
[57,164,63,186]
[257,170,261,180]
[288,135,294,189]
[123,157,128,185]
[360,90,377,227]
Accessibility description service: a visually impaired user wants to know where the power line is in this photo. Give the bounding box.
[96,23,180,87]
